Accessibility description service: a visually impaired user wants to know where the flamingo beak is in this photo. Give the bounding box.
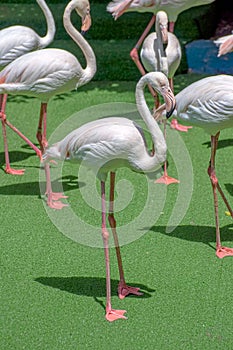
[81,12,92,34]
[163,87,176,118]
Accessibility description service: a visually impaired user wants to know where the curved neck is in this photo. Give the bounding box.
[155,16,168,75]
[136,77,167,171]
[37,0,56,48]
[63,0,96,84]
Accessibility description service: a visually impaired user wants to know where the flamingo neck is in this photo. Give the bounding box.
[37,0,56,48]
[63,0,96,86]
[155,15,168,75]
[136,77,167,171]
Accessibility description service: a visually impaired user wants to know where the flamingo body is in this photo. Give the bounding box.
[174,75,233,135]
[107,0,215,23]
[45,116,166,181]
[141,32,181,79]
[0,48,84,101]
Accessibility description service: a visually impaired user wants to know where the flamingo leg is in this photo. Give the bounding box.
[101,180,127,322]
[0,93,42,175]
[130,15,159,107]
[44,163,68,209]
[155,119,180,185]
[168,21,175,33]
[37,103,48,154]
[208,133,233,258]
[108,172,143,299]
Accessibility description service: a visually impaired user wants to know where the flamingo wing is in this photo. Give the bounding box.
[0,26,41,68]
[0,48,82,97]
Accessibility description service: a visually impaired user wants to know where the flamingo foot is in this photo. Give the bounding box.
[47,198,68,210]
[46,191,68,209]
[118,282,143,300]
[170,119,192,132]
[5,166,25,175]
[155,174,180,185]
[105,308,127,322]
[50,192,68,200]
[216,246,233,259]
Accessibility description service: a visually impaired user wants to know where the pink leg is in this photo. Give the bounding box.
[208,133,233,258]
[168,21,175,33]
[0,93,42,175]
[101,180,127,321]
[44,163,68,209]
[155,120,180,185]
[0,94,25,175]
[130,15,159,107]
[108,172,143,299]
[37,103,48,154]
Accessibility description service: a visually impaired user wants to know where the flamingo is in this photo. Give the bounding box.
[0,0,96,180]
[42,72,176,321]
[107,0,215,131]
[154,74,233,259]
[0,0,56,162]
[214,34,233,57]
[139,11,190,184]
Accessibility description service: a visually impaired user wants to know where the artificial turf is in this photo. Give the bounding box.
[1,1,233,349]
[1,75,233,350]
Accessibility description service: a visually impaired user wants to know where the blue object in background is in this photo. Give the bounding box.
[185,39,233,74]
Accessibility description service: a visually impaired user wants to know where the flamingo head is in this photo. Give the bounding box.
[74,0,92,33]
[157,11,168,43]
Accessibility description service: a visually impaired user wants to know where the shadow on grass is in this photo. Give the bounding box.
[0,150,39,170]
[0,177,85,196]
[35,276,154,304]
[150,223,233,252]
[202,138,233,149]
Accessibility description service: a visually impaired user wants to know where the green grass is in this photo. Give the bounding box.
[0,74,233,350]
[0,1,232,349]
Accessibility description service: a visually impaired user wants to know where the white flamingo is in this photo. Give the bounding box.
[0,0,56,151]
[0,0,96,185]
[214,34,233,57]
[42,72,176,321]
[154,74,233,259]
[140,11,189,184]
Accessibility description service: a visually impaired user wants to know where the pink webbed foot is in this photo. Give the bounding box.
[47,198,68,210]
[46,192,68,210]
[118,281,143,300]
[49,192,68,201]
[155,174,180,185]
[105,308,127,322]
[170,119,192,132]
[216,247,233,259]
[5,166,25,175]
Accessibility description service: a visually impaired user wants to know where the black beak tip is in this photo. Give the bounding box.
[81,30,87,36]
[166,104,176,119]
